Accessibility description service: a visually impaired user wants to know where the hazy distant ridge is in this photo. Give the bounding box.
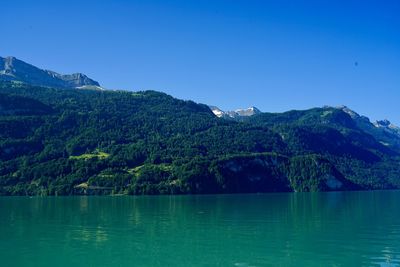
[0,56,100,89]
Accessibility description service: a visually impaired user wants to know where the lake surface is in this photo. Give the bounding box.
[1,191,400,267]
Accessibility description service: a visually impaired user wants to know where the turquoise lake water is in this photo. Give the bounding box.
[1,191,400,266]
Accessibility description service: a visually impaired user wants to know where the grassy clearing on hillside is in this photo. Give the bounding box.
[69,151,110,160]
[127,163,173,177]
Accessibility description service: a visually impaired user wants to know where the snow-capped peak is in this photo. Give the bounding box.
[209,106,261,118]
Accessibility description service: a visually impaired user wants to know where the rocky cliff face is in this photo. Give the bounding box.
[212,154,356,193]
[0,56,100,88]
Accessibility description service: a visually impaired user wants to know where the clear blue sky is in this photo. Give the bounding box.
[2,0,399,124]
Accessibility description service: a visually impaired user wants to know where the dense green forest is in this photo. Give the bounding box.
[0,81,399,195]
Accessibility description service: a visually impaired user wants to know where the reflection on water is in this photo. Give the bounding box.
[1,191,400,266]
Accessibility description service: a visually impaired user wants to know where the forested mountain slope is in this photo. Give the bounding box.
[0,82,399,195]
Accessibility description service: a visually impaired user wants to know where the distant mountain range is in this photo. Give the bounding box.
[1,57,400,196]
[0,56,102,89]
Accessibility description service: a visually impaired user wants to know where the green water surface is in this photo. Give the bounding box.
[1,191,399,266]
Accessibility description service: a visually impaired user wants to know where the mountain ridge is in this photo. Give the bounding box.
[0,56,101,89]
[210,104,400,145]
[333,105,400,150]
